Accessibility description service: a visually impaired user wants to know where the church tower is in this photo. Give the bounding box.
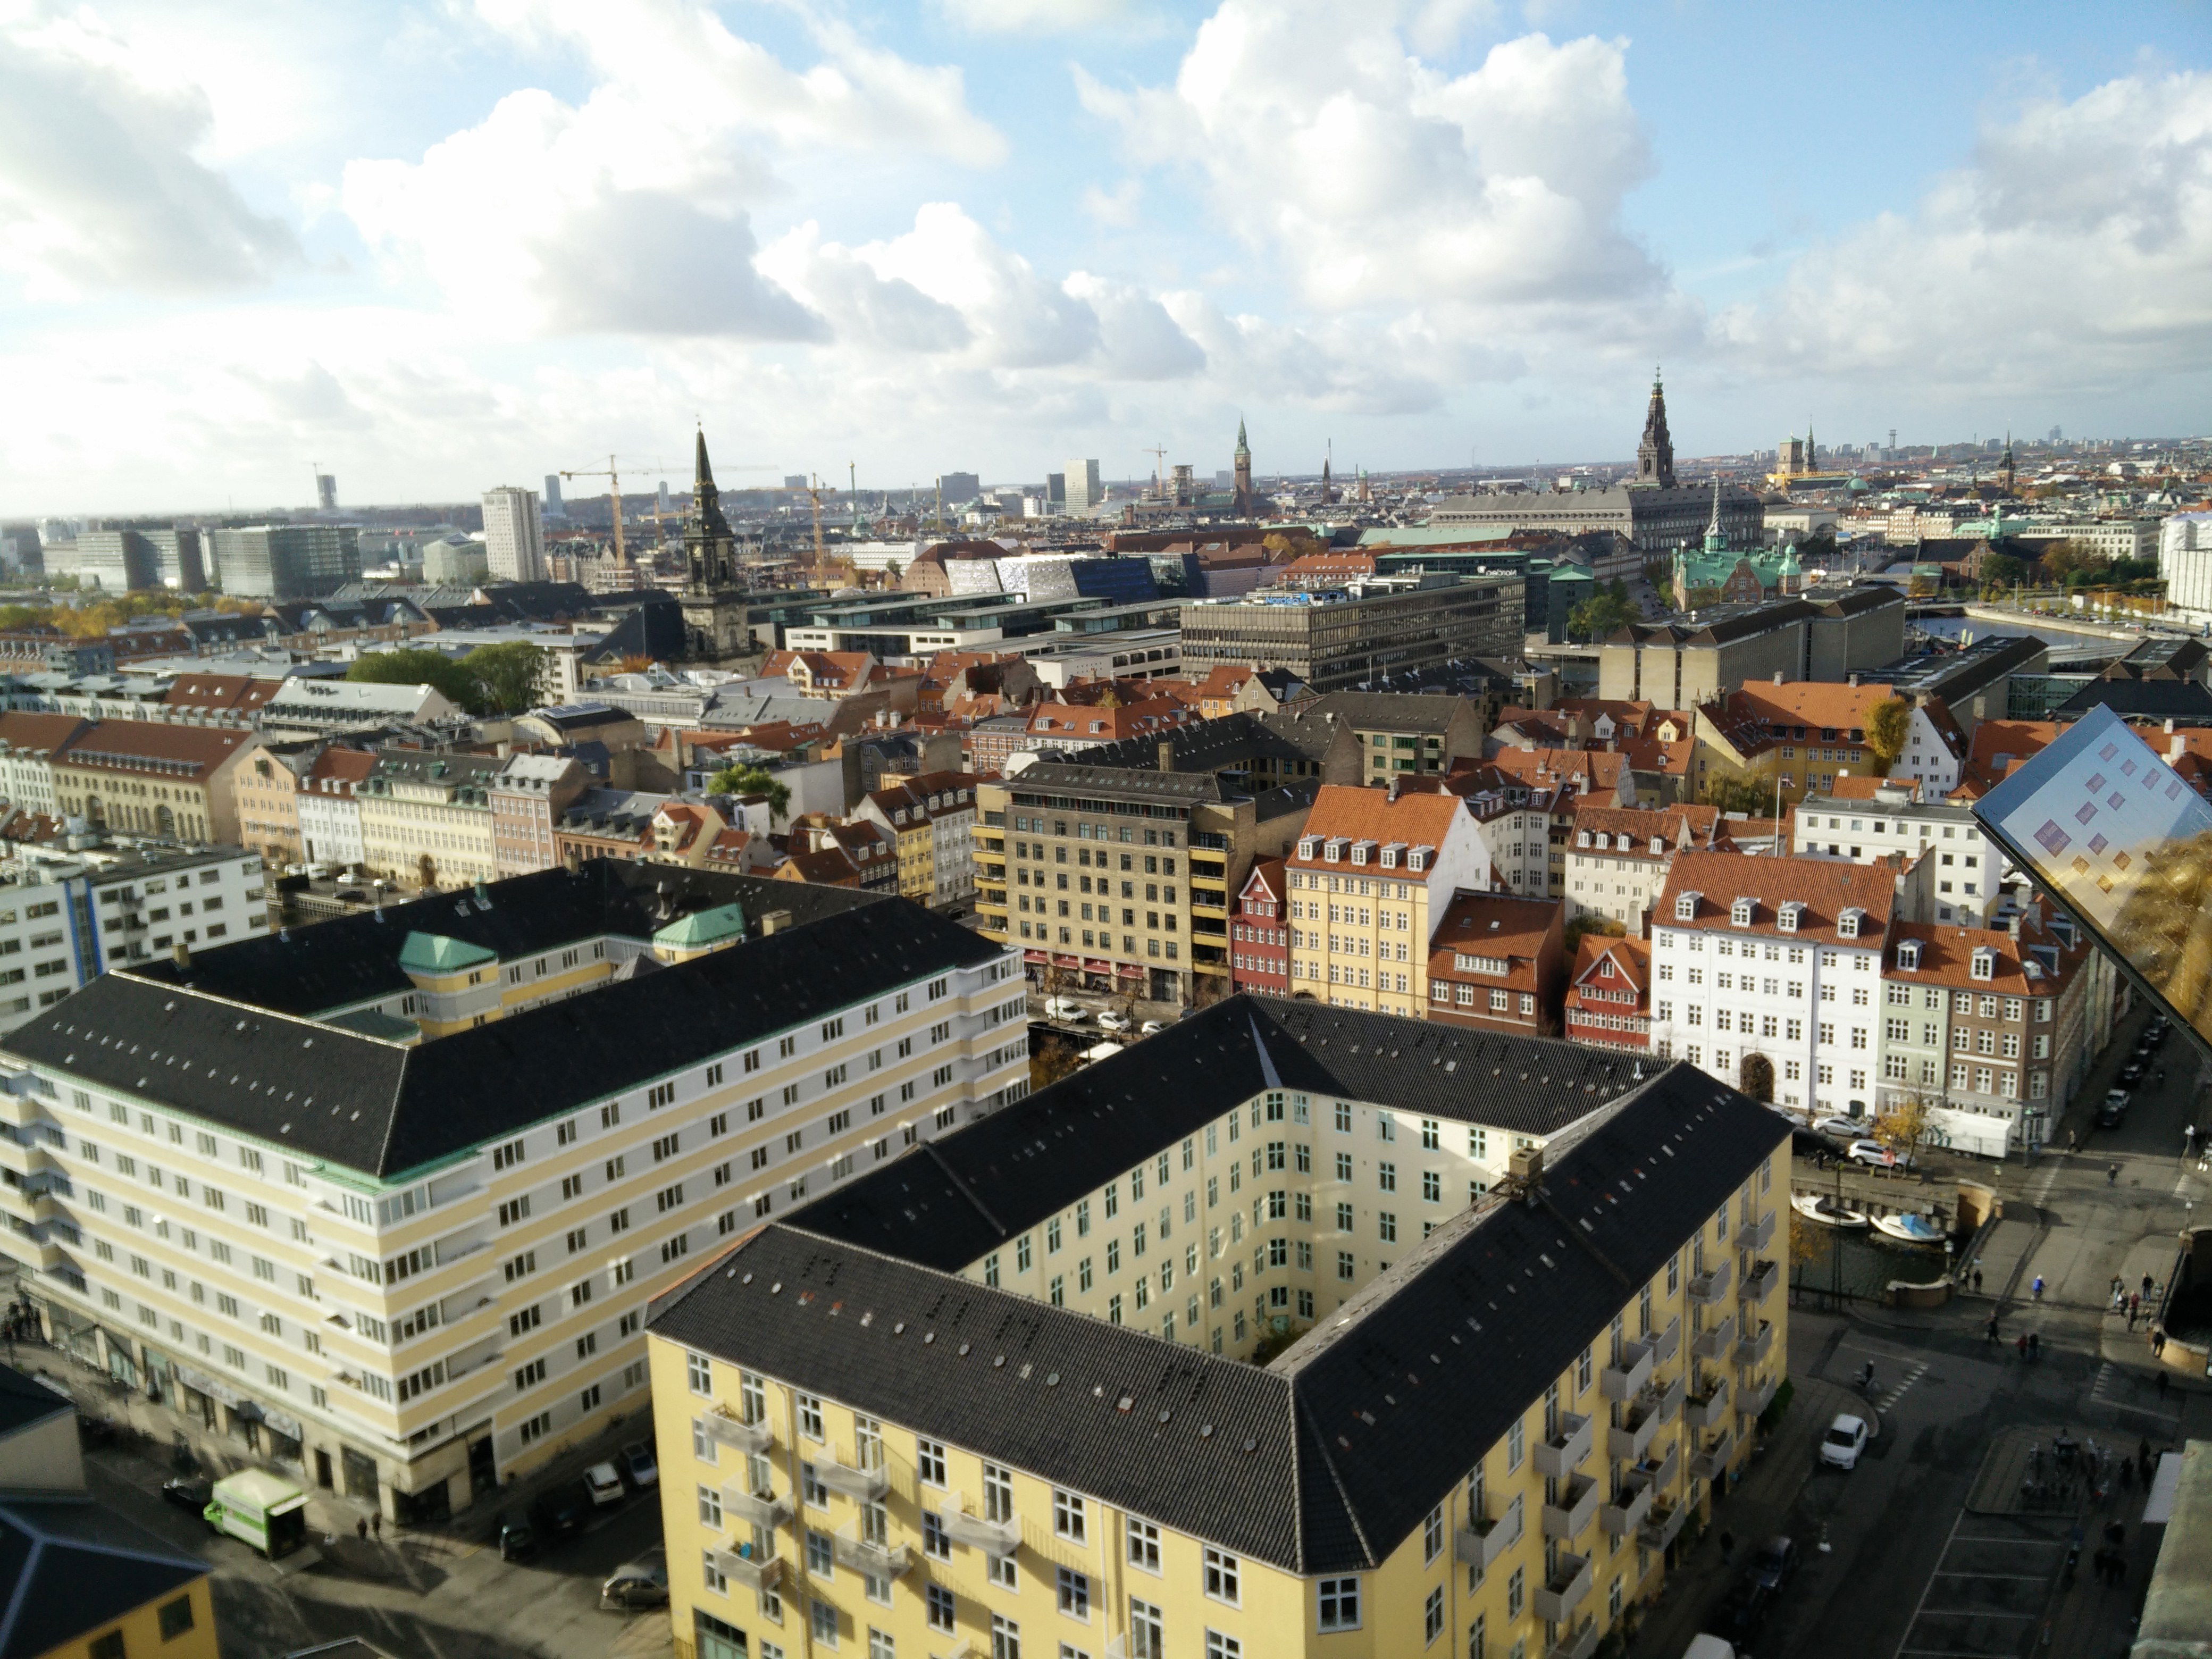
[1232,419,1254,516]
[1320,447,1334,504]
[1635,370,1676,488]
[1999,430,2016,495]
[684,428,738,592]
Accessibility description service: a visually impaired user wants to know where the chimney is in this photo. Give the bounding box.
[1848,672,1860,687]
[172,941,190,971]
[759,909,794,936]
[1509,1143,1543,1191]
[1157,739,1176,774]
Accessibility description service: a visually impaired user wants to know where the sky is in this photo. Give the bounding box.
[1,0,2209,516]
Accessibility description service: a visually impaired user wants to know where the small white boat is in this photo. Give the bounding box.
[1792,1192,1870,1229]
[1872,1211,1946,1247]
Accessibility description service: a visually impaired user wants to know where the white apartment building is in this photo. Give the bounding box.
[0,865,1026,1523]
[1563,803,1724,936]
[1790,783,2000,926]
[482,487,548,583]
[1648,850,1926,1119]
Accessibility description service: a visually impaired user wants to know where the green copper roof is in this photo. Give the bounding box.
[654,902,748,950]
[398,931,498,975]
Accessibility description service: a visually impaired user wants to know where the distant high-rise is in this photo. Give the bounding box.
[543,473,565,516]
[316,474,338,512]
[1066,459,1102,514]
[657,480,671,515]
[1633,373,1675,489]
[783,474,808,490]
[938,472,981,505]
[1046,472,1066,505]
[481,486,547,582]
[207,525,360,599]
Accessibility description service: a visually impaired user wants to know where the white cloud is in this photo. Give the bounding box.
[936,0,1130,33]
[0,2,298,298]
[1080,177,1144,226]
[1716,69,2212,395]
[1078,5,1671,324]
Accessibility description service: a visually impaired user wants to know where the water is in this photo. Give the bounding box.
[1791,1226,1947,1302]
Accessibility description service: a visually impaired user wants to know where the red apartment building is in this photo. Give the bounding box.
[1229,857,1290,993]
[1564,934,1653,1051]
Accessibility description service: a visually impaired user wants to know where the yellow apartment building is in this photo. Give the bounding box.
[356,748,503,891]
[1286,784,1492,1016]
[648,996,1788,1659]
[0,863,1028,1522]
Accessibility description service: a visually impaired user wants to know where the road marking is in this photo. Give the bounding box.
[1915,1608,2038,1619]
[1892,1509,1971,1659]
[1876,1360,1929,1413]
[1951,1536,2065,1547]
[1928,1571,2049,1580]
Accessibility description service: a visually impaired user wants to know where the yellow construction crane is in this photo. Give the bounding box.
[559,456,673,572]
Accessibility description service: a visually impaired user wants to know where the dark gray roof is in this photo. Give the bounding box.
[1074,711,1320,776]
[2,869,998,1180]
[1007,763,1226,806]
[785,995,1652,1274]
[0,1495,205,1659]
[1303,690,1473,733]
[0,1363,70,1440]
[649,1062,1786,1573]
[2056,679,2212,720]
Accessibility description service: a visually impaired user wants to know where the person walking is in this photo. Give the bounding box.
[2153,1325,2168,1358]
[2029,1331,2041,1360]
[2017,1332,2030,1360]
[2129,1293,2142,1329]
[370,1512,382,1542]
[2108,1163,2120,1185]
[1987,1313,2001,1342]
[1973,1266,1984,1293]
[2033,1275,2046,1302]
[2143,1271,2156,1300]
[355,1517,367,1543]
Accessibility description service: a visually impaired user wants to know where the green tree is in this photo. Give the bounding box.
[347,648,485,715]
[1700,771,1774,815]
[710,764,791,823]
[463,641,548,715]
[2040,538,2108,586]
[1566,584,1640,642]
[1865,696,1911,777]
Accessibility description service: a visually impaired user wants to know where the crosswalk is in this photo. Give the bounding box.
[1876,1359,1929,1415]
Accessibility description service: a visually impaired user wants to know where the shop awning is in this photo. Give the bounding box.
[1083,959,1112,973]
[1023,950,1048,964]
[1115,962,1145,977]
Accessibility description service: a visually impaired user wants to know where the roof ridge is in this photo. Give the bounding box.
[921,1139,1008,1239]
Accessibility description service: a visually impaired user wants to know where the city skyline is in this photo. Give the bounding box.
[1,1,2208,515]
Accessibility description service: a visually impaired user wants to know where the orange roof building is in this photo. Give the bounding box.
[1424,891,1566,1038]
[1564,933,1653,1051]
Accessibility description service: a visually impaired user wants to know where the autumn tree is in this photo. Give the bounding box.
[1700,772,1773,815]
[1873,1094,1932,1164]
[1030,1035,1082,1092]
[709,765,792,824]
[1567,581,1640,642]
[1865,697,1911,777]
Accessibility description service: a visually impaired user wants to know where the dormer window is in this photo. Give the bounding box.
[1649,837,1665,855]
[1408,848,1429,872]
[1838,908,1864,940]
[1730,897,1756,927]
[1298,838,1317,860]
[1351,843,1368,866]
[1776,901,1804,933]
[1898,940,1923,971]
[1577,831,1592,847]
[1380,847,1399,869]
[1970,946,1995,981]
[1675,891,1700,921]
[1323,840,1342,864]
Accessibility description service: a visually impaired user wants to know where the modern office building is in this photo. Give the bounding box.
[1066,459,1102,515]
[482,487,548,583]
[1179,578,1524,694]
[0,864,1026,1523]
[206,526,362,600]
[647,996,1786,1659]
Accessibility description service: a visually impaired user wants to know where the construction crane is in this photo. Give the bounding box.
[1141,443,1169,500]
[560,456,675,572]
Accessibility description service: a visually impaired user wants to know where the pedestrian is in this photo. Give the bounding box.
[2158,1368,2171,1399]
[2144,1272,2156,1299]
[355,1517,367,1542]
[1973,1267,1984,1293]
[2154,1326,2168,1358]
[1719,1529,1734,1563]
[2033,1275,2046,1302]
[2029,1331,2041,1360]
[2108,1163,2119,1185]
[2018,1332,2030,1360]
[1987,1313,2001,1342]
[371,1512,381,1541]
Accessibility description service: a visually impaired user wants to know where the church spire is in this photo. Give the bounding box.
[1635,368,1675,489]
[685,425,736,590]
[1235,417,1250,459]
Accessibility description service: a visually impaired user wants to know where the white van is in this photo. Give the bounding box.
[1682,1638,1736,1659]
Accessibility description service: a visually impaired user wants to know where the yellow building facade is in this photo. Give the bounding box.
[649,999,1788,1659]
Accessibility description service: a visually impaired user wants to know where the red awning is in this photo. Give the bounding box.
[1115,962,1145,977]
[1023,950,1048,965]
[1052,954,1083,968]
[1082,958,1112,973]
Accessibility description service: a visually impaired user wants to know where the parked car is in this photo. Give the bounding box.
[1096,1011,1131,1032]
[1820,1414,1871,1470]
[2099,1089,2131,1127]
[1138,1020,1164,1035]
[160,1476,212,1516]
[621,1440,658,1490]
[1711,1577,1774,1644]
[1042,999,1086,1023]
[1749,1535,1799,1591]
[601,1547,670,1609]
[583,1462,625,1508]
[1846,1139,1907,1170]
[497,1511,537,1561]
[2120,1061,2147,1087]
[1812,1116,1863,1141]
[532,1481,593,1540]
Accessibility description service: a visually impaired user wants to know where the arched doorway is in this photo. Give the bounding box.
[1739,1053,1775,1103]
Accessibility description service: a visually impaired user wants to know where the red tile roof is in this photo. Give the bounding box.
[1655,848,1904,947]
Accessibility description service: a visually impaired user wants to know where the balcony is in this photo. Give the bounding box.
[1688,1429,1736,1482]
[1744,1207,1776,1252]
[702,1405,774,1454]
[720,1484,792,1531]
[1647,1316,1681,1365]
[1685,1378,1730,1431]
[1601,1468,1655,1537]
[1654,1372,1687,1425]
[1737,1376,1778,1423]
[1608,1395,1661,1464]
[1638,1501,1687,1553]
[1739,1259,1780,1308]
[812,1448,890,1502]
[1547,1619,1599,1659]
[1454,1504,1521,1571]
[939,1496,1019,1555]
[1690,1314,1738,1362]
[708,1542,784,1593]
[1688,1259,1733,1305]
[1535,1411,1593,1479]
[1733,1319,1774,1371]
[1599,1340,1654,1403]
[833,1529,914,1578]
[1543,1473,1599,1541]
[1532,1551,1593,1623]
[1645,1439,1680,1493]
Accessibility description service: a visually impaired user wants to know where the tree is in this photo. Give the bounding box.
[1865,697,1911,777]
[1030,1035,1082,1092]
[1873,1095,1932,1164]
[1562,916,1626,957]
[1700,772,1773,815]
[463,641,548,715]
[709,765,791,824]
[348,648,485,715]
[2040,538,2109,586]
[1738,1053,1775,1103]
[1906,571,1939,599]
[1566,585,1640,642]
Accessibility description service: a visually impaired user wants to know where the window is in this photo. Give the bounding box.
[1129,1600,1164,1659]
[1203,1547,1240,1606]
[1317,1577,1361,1631]
[1053,1489,1087,1543]
[687,1352,713,1395]
[1127,1518,1161,1572]
[158,1594,197,1639]
[991,1615,1020,1659]
[1205,1636,1242,1659]
[1423,1502,1446,1563]
[814,1599,841,1648]
[984,1462,1015,1523]
[1425,1587,1445,1645]
[916,1438,946,1485]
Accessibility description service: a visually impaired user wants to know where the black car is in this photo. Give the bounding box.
[1750,1535,1799,1591]
[532,1481,593,1541]
[497,1511,537,1561]
[1713,1577,1775,1643]
[2120,1062,2147,1086]
[160,1477,212,1516]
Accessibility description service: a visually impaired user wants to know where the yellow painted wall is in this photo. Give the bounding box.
[39,1575,219,1659]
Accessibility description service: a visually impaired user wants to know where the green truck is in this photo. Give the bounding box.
[204,1469,310,1559]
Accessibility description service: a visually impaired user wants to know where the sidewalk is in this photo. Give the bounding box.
[1627,1373,1854,1658]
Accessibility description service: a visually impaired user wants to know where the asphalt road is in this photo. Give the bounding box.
[82,1437,668,1659]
